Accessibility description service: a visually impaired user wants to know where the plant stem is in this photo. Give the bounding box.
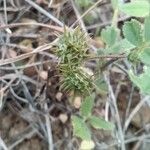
[87,54,126,59]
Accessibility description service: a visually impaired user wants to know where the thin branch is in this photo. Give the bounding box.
[123,85,134,131]
[0,136,8,150]
[0,41,56,66]
[124,96,150,131]
[71,0,103,28]
[104,73,126,150]
[96,133,150,149]
[0,22,64,32]
[44,104,54,150]
[0,60,49,70]
[25,0,64,27]
[71,0,88,36]
[86,15,130,30]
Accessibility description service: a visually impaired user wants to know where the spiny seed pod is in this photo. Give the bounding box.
[56,27,93,94]
[56,27,88,66]
[59,65,93,94]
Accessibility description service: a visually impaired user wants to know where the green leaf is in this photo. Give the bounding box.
[80,94,95,119]
[144,17,150,42]
[129,67,150,94]
[119,0,149,17]
[140,48,150,65]
[89,116,114,130]
[118,39,136,52]
[106,38,135,54]
[123,19,143,46]
[101,26,118,47]
[72,116,91,140]
[80,140,95,150]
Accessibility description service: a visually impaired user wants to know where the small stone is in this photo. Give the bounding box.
[80,140,95,150]
[74,96,82,109]
[8,49,17,58]
[59,113,68,123]
[39,71,48,80]
[56,92,63,101]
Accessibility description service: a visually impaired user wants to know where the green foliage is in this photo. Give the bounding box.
[144,16,150,42]
[99,2,150,94]
[142,17,150,68]
[56,1,150,149]
[122,18,150,65]
[123,19,143,46]
[80,94,94,119]
[122,17,150,92]
[72,95,114,142]
[89,116,114,130]
[101,26,118,47]
[101,26,135,54]
[129,67,150,94]
[106,39,135,54]
[140,48,150,65]
[119,0,149,17]
[72,116,91,140]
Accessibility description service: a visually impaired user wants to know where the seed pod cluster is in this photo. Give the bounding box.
[56,28,93,94]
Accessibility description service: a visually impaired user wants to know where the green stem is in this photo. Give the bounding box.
[112,8,119,27]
